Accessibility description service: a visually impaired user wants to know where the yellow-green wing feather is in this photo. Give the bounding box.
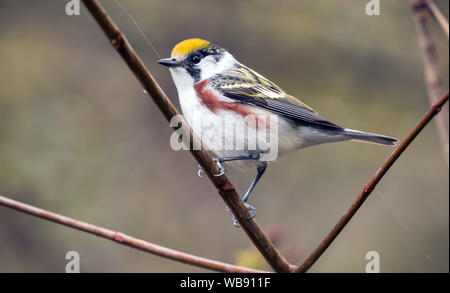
[212,64,316,111]
[210,64,342,129]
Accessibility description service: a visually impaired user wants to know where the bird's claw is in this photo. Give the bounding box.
[197,165,204,178]
[197,158,226,177]
[228,203,257,228]
[213,158,226,177]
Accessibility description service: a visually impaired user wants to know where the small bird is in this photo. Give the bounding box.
[158,38,397,226]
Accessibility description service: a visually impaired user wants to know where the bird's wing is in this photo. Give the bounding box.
[209,64,342,129]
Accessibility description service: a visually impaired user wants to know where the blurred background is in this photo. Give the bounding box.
[0,0,448,273]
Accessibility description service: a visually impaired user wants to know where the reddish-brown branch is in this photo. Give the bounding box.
[295,92,449,273]
[0,195,268,273]
[426,0,449,38]
[411,0,449,164]
[81,0,291,272]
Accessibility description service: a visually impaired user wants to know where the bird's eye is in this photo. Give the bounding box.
[191,55,201,64]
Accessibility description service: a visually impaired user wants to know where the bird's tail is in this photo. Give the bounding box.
[343,128,398,146]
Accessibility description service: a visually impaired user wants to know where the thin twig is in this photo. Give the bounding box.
[426,0,449,38]
[0,195,268,273]
[295,92,449,273]
[81,0,291,272]
[411,0,449,165]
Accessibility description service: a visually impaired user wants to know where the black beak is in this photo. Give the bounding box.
[158,58,182,68]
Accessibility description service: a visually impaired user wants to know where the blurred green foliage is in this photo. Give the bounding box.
[0,0,448,272]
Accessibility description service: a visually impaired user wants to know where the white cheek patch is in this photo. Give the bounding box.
[198,56,218,80]
[169,52,237,92]
[200,53,236,81]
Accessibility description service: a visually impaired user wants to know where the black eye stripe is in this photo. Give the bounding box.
[181,45,225,82]
[186,47,224,65]
[184,65,201,82]
[191,54,201,64]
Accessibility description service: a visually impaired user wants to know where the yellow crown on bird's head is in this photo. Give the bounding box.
[171,38,212,57]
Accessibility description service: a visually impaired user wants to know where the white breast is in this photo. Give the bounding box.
[168,64,300,166]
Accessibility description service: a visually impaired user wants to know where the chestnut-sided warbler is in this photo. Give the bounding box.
[158,38,397,225]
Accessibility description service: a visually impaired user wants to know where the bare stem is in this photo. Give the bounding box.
[295,92,449,273]
[0,195,268,273]
[426,0,449,38]
[411,0,449,165]
[81,0,291,272]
